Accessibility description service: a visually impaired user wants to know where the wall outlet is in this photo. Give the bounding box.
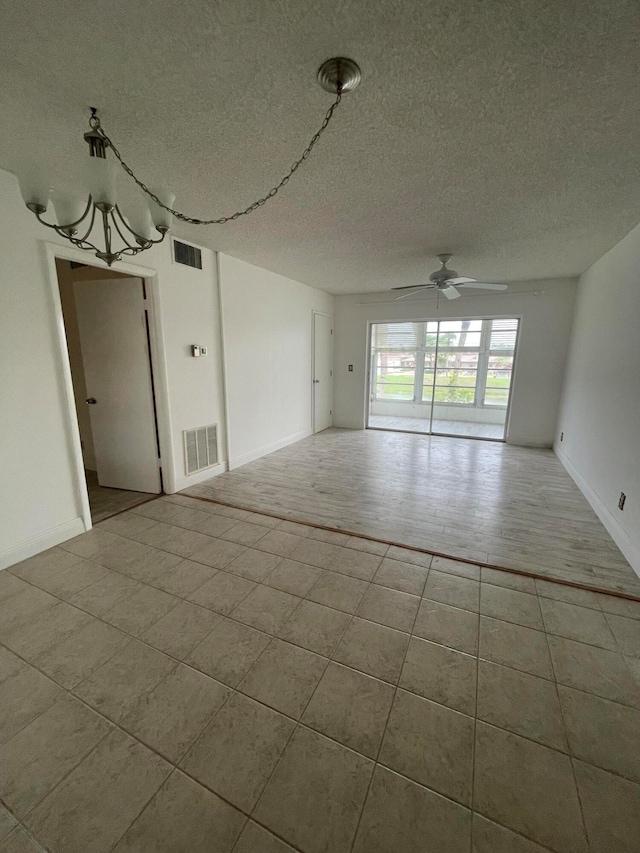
[348,364,354,372]
[560,432,564,442]
[618,492,626,511]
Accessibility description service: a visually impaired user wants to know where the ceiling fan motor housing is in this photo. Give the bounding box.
[430,252,458,282]
[430,266,458,283]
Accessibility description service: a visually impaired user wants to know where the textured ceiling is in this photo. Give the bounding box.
[2,0,640,293]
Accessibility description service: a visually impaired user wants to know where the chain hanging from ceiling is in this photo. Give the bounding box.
[19,57,361,266]
[93,93,343,225]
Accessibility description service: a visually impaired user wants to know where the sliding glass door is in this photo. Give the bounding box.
[368,317,519,440]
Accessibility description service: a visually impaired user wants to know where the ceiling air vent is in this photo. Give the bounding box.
[184,424,218,475]
[173,240,203,269]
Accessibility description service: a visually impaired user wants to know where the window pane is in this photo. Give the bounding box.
[485,353,513,401]
[437,352,479,369]
[484,388,510,406]
[424,322,438,348]
[375,366,415,378]
[488,355,513,371]
[376,354,416,370]
[439,320,483,332]
[438,320,482,348]
[422,386,433,402]
[376,382,413,400]
[436,369,477,388]
[434,386,475,404]
[438,330,482,348]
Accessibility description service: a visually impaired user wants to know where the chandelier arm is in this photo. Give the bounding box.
[33,208,97,254]
[90,92,343,225]
[76,203,98,244]
[120,244,151,258]
[112,205,167,247]
[68,235,103,253]
[111,208,141,251]
[33,210,69,232]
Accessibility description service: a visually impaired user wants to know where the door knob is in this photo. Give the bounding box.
[86,398,97,404]
[313,379,320,384]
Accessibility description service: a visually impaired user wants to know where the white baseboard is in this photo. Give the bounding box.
[555,444,640,577]
[506,435,553,448]
[332,419,366,430]
[229,429,312,470]
[172,460,229,494]
[0,517,87,571]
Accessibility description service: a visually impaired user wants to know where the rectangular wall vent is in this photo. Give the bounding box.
[174,240,203,269]
[183,424,218,475]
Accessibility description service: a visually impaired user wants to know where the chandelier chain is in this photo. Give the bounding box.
[91,93,343,225]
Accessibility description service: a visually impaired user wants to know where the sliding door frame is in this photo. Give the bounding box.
[366,314,522,443]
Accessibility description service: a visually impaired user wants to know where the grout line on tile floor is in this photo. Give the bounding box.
[4,568,638,852]
[546,627,592,851]
[348,575,427,850]
[8,546,640,740]
[180,492,640,604]
[468,613,481,853]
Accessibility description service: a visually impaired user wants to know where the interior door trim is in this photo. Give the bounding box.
[44,242,171,533]
[311,310,333,434]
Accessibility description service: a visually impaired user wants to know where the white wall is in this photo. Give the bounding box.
[0,168,226,568]
[218,254,333,469]
[555,224,640,574]
[333,280,577,447]
[156,242,227,493]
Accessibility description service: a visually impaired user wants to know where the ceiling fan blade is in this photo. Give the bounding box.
[394,287,431,300]
[456,282,508,290]
[446,277,476,285]
[391,283,431,291]
[441,285,461,300]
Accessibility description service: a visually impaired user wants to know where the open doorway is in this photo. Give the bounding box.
[55,259,163,522]
[367,317,519,440]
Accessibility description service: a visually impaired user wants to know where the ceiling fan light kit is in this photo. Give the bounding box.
[392,254,509,300]
[20,57,361,266]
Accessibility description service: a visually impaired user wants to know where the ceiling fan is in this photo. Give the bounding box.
[392,254,508,300]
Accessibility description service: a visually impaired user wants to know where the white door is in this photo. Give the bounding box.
[73,278,161,493]
[313,312,333,433]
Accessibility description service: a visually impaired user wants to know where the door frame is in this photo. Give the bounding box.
[311,310,333,434]
[44,241,174,532]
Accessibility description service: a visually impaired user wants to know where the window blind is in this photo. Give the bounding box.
[490,318,518,351]
[371,322,422,351]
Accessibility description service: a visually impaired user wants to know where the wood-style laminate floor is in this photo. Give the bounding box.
[86,470,157,524]
[185,428,640,596]
[368,415,505,440]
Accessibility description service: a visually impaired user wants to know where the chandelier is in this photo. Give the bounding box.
[20,57,361,267]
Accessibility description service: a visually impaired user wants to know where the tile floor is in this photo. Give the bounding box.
[1,494,640,852]
[85,470,157,524]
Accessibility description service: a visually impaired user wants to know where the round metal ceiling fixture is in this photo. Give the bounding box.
[317,57,361,94]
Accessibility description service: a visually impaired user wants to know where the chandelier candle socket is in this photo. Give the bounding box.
[20,57,361,266]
